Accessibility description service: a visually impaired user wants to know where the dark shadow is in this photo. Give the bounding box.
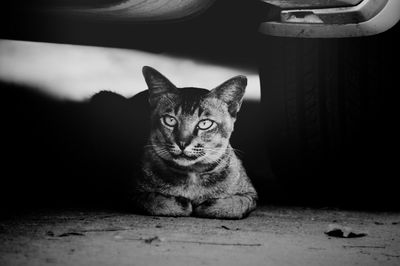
[0,81,272,214]
[258,22,400,211]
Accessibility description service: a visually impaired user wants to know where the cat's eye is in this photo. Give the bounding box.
[162,115,177,127]
[197,119,214,130]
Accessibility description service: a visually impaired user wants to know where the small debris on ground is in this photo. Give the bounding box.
[343,245,385,249]
[46,231,55,237]
[57,232,85,237]
[381,253,400,258]
[374,221,384,225]
[220,225,240,231]
[325,224,367,238]
[142,236,162,244]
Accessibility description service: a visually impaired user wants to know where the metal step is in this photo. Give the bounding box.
[260,0,362,9]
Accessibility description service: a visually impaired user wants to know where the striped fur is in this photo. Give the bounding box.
[132,66,257,219]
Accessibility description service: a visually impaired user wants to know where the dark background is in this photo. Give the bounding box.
[1,0,399,213]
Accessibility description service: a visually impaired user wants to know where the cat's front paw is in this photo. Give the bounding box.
[171,196,193,216]
[193,196,256,220]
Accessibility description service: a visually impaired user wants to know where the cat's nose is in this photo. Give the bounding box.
[178,141,189,151]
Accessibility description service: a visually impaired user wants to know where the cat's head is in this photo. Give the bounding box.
[142,66,246,167]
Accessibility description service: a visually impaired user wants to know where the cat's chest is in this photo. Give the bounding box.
[187,172,200,186]
[170,172,229,201]
[168,171,215,200]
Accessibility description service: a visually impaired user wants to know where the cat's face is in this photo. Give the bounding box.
[142,66,246,167]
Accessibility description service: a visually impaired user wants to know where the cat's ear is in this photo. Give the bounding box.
[142,66,178,106]
[209,76,247,116]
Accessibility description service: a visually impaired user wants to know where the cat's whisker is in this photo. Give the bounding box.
[151,145,170,156]
[143,144,159,148]
[232,148,245,158]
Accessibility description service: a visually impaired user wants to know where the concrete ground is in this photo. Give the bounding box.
[1,206,399,266]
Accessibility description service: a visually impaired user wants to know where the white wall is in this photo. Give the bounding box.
[0,40,260,101]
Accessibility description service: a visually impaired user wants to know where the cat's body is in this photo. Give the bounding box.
[132,66,257,219]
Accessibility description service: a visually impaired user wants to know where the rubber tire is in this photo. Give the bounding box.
[258,27,399,209]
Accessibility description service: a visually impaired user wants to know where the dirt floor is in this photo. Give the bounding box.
[1,206,399,266]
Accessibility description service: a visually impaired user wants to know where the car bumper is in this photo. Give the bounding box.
[259,0,400,38]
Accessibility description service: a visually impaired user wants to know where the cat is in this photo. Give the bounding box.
[132,66,257,219]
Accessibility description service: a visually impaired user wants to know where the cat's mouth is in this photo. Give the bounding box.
[171,152,199,161]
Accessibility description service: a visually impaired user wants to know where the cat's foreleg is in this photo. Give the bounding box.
[193,194,256,219]
[132,192,192,217]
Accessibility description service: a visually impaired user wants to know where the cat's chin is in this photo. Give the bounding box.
[172,157,200,167]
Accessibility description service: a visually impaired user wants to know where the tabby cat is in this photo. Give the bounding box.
[132,66,257,219]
